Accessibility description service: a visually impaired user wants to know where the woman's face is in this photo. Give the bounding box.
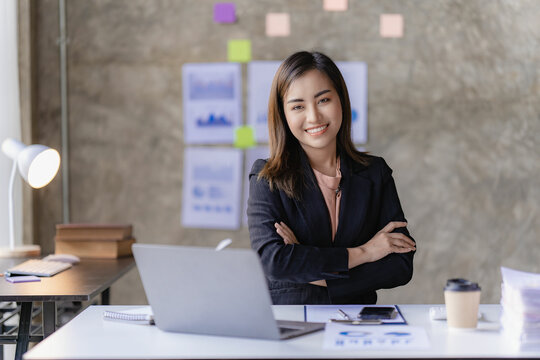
[283,69,342,156]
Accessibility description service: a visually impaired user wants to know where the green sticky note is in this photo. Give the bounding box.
[234,126,256,148]
[228,39,252,62]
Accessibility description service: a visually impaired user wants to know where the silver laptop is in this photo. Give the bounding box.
[132,243,324,340]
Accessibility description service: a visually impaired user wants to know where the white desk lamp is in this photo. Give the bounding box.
[1,138,60,257]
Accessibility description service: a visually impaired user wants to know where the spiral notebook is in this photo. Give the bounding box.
[103,307,154,325]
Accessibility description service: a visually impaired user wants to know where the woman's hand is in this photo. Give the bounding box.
[274,222,299,245]
[348,221,416,268]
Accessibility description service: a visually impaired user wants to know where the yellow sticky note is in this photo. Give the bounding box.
[380,14,404,38]
[234,126,256,148]
[323,0,348,11]
[228,39,252,62]
[266,13,290,37]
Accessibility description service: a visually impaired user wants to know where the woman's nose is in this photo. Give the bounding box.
[305,105,321,123]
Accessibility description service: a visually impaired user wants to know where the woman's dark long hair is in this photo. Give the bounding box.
[259,51,369,199]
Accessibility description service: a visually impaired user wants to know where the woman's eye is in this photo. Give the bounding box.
[319,98,330,104]
[292,105,303,111]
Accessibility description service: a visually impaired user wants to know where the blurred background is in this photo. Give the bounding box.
[1,0,539,306]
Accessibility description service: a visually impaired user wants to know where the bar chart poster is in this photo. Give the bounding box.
[182,63,242,144]
[247,61,281,143]
[181,147,243,229]
[336,61,368,144]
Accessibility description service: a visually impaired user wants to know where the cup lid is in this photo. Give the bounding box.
[445,278,481,292]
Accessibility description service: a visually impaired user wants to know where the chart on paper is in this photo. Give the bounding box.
[324,323,430,350]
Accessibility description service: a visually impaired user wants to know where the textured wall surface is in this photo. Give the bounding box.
[32,0,539,305]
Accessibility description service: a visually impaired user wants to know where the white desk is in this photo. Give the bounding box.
[24,304,539,359]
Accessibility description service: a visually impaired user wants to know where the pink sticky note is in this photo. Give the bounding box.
[380,14,404,38]
[214,2,236,23]
[266,13,290,37]
[323,0,348,11]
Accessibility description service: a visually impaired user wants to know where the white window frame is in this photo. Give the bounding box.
[0,0,23,248]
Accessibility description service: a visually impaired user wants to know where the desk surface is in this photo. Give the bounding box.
[23,304,540,359]
[0,257,135,302]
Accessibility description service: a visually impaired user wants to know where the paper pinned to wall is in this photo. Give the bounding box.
[266,13,290,37]
[181,147,243,230]
[228,39,252,63]
[248,61,367,144]
[182,63,242,144]
[323,0,348,11]
[214,2,236,23]
[234,126,256,148]
[336,61,368,144]
[247,61,281,143]
[242,146,270,227]
[380,14,404,38]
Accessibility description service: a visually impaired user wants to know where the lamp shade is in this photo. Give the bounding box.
[2,138,61,188]
[1,138,61,257]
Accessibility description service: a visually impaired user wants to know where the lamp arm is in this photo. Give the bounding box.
[8,160,17,250]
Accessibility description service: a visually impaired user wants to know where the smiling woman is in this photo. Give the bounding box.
[283,69,342,163]
[247,51,416,305]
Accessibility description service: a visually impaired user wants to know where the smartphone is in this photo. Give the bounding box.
[358,306,397,320]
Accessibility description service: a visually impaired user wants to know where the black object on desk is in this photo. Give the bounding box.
[0,256,135,360]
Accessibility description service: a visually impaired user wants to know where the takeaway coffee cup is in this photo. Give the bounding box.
[444,278,481,329]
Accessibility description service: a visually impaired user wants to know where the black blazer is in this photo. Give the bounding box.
[247,151,415,305]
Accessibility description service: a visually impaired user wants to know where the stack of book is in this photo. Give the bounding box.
[500,267,540,348]
[55,224,135,259]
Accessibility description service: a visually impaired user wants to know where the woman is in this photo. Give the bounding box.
[247,51,415,304]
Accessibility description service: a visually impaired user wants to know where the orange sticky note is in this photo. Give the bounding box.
[266,13,290,37]
[380,14,404,38]
[323,0,348,11]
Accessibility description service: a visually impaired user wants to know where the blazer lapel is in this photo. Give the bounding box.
[293,151,334,247]
[334,155,372,247]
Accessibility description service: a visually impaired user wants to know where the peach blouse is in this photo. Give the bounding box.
[312,158,341,241]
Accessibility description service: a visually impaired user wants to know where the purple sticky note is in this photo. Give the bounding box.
[214,2,236,23]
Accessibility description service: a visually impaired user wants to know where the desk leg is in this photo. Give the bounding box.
[101,287,110,305]
[42,302,56,338]
[14,302,32,360]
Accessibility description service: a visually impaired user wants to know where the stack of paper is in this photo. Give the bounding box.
[500,267,540,346]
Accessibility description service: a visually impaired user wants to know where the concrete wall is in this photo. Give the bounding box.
[30,0,540,305]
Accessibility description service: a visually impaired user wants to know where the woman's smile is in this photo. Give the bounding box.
[305,124,329,136]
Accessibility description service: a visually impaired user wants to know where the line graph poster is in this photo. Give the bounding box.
[247,61,367,144]
[336,61,368,144]
[182,63,242,144]
[247,61,280,143]
[181,147,243,229]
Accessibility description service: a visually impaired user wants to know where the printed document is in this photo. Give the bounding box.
[324,323,430,350]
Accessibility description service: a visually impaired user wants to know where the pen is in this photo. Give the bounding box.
[3,272,27,277]
[337,309,351,320]
[329,319,383,325]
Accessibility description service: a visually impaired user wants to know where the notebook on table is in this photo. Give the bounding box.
[132,243,324,340]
